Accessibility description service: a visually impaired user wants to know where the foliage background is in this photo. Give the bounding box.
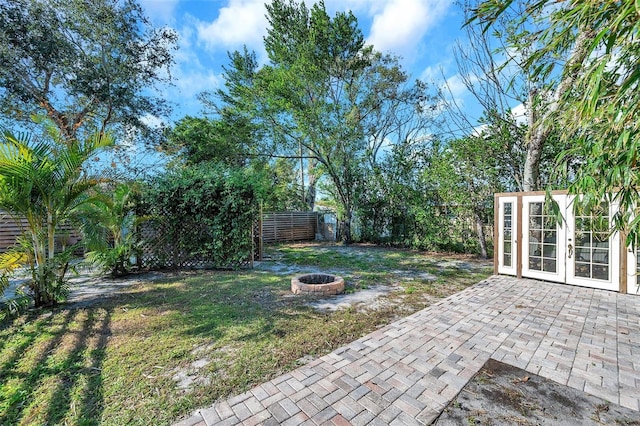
[137,163,265,269]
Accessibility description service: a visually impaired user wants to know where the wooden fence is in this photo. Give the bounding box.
[261,212,318,243]
[0,210,323,268]
[0,212,27,253]
[0,211,81,253]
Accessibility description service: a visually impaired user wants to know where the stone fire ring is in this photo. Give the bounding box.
[291,273,345,296]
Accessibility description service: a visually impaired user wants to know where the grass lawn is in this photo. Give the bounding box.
[0,243,492,425]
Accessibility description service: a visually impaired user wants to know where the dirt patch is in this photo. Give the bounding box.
[305,284,401,311]
[66,272,166,308]
[435,359,640,425]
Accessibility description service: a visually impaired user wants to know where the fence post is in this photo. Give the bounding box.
[259,203,263,261]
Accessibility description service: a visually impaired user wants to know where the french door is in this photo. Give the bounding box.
[498,194,620,291]
[564,196,619,291]
[522,195,566,282]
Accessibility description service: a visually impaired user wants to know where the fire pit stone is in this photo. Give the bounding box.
[291,273,345,296]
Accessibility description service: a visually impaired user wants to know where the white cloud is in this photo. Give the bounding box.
[444,73,472,99]
[196,0,268,51]
[141,114,165,129]
[157,19,224,119]
[139,0,180,24]
[366,0,450,56]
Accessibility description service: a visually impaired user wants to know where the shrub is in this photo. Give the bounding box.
[138,163,264,269]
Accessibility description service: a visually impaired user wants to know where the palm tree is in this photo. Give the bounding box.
[82,183,145,277]
[0,128,113,307]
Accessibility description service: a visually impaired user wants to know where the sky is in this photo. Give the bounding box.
[137,0,482,128]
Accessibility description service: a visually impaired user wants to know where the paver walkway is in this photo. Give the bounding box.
[175,275,640,425]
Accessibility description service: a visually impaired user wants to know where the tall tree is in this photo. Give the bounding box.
[162,115,256,167]
[214,0,430,243]
[0,0,177,143]
[471,0,640,243]
[427,135,507,258]
[449,0,593,191]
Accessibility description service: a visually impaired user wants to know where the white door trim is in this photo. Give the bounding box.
[497,196,517,275]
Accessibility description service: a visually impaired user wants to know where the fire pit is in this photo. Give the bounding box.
[291,273,345,296]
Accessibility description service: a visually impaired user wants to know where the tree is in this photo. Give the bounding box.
[0,127,113,307]
[163,115,255,167]
[81,183,142,277]
[355,138,439,247]
[447,0,592,191]
[0,0,177,143]
[471,0,640,243]
[427,135,506,258]
[213,0,431,243]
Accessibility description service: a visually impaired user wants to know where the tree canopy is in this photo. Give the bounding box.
[0,0,177,143]
[471,0,640,243]
[201,0,434,243]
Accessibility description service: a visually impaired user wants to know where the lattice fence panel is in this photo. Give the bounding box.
[136,207,256,270]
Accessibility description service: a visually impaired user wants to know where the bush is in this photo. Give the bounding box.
[138,163,264,269]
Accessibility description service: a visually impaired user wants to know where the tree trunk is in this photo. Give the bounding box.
[522,127,544,191]
[340,207,353,244]
[523,27,594,192]
[474,210,488,259]
[305,160,317,211]
[340,218,352,244]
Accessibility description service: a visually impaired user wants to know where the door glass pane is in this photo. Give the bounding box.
[575,231,590,246]
[594,233,609,248]
[542,244,556,257]
[504,242,512,254]
[528,201,557,273]
[592,249,608,265]
[573,202,610,281]
[575,262,591,278]
[503,202,513,267]
[529,241,541,256]
[592,265,609,280]
[575,247,591,262]
[529,258,541,270]
[531,216,542,230]
[543,259,556,272]
[544,230,556,243]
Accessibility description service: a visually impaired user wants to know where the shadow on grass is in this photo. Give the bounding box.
[1,309,75,424]
[43,308,112,426]
[0,272,299,424]
[78,308,111,425]
[0,245,492,425]
[125,272,300,341]
[0,307,112,426]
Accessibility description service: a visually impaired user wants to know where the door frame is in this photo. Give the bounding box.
[494,190,628,293]
[496,196,518,275]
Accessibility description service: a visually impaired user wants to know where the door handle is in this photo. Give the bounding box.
[568,243,573,258]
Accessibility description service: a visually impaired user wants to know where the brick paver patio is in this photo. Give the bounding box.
[174,275,640,425]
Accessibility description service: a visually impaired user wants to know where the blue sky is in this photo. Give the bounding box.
[137,0,480,126]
